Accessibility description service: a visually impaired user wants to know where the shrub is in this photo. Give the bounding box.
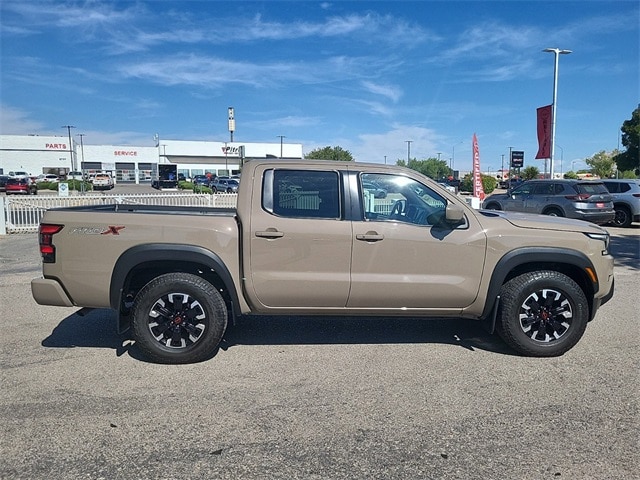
[35,181,56,190]
[193,184,212,194]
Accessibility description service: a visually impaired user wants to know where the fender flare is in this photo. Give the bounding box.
[481,247,598,329]
[109,243,240,313]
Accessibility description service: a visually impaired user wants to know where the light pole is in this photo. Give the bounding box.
[571,160,580,173]
[76,133,85,170]
[62,125,75,172]
[277,135,285,158]
[451,141,463,171]
[405,140,412,163]
[543,47,572,180]
[557,145,564,175]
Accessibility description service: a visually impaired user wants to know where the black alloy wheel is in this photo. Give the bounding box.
[131,273,227,364]
[612,205,632,228]
[497,271,588,357]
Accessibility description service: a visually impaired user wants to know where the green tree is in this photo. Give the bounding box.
[615,106,640,174]
[521,166,540,180]
[563,170,578,179]
[397,157,451,180]
[460,174,496,194]
[305,146,354,161]
[585,150,616,179]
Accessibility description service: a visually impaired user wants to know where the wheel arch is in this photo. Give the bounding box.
[483,201,502,210]
[481,247,599,327]
[110,244,241,324]
[541,204,565,216]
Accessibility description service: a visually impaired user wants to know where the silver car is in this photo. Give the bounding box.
[602,179,640,227]
[483,179,615,225]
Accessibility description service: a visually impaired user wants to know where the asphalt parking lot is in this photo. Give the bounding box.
[0,226,638,479]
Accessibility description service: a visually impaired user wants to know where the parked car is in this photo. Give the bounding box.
[92,173,114,190]
[68,171,84,180]
[362,180,388,198]
[8,171,30,178]
[437,182,456,194]
[37,174,59,183]
[601,179,640,228]
[0,175,9,192]
[483,179,615,225]
[5,177,37,195]
[210,178,239,193]
[499,178,524,189]
[192,175,211,186]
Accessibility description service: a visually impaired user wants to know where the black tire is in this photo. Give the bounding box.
[496,271,588,357]
[484,202,501,210]
[611,205,632,228]
[543,207,563,217]
[131,273,227,364]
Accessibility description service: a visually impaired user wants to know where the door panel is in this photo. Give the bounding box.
[349,221,486,309]
[248,168,351,308]
[348,172,486,310]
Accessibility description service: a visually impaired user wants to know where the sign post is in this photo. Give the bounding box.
[58,182,69,197]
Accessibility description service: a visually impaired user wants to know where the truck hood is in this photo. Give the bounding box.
[479,209,607,234]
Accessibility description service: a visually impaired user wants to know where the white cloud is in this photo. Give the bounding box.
[0,105,45,134]
[361,81,403,103]
[345,124,444,163]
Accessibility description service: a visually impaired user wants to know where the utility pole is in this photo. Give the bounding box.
[62,125,75,172]
[405,140,412,163]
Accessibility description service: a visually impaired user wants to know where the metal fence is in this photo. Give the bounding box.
[0,192,238,234]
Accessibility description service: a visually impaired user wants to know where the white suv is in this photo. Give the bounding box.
[602,179,640,227]
[92,173,114,190]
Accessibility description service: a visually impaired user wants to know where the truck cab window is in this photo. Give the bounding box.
[360,173,447,226]
[263,169,341,219]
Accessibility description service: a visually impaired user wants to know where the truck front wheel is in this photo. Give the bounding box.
[131,273,227,364]
[496,271,588,357]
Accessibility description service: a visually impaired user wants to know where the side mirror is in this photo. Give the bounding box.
[445,203,465,224]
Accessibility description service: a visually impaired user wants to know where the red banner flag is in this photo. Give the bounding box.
[472,133,485,200]
[536,105,552,159]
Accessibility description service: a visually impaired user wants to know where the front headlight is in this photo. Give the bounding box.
[585,232,610,254]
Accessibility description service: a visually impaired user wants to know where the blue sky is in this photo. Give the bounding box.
[1,0,638,172]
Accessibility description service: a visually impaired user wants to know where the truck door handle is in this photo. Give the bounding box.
[255,229,285,239]
[356,232,384,242]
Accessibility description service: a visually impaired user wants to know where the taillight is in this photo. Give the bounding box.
[39,224,63,263]
[565,194,591,201]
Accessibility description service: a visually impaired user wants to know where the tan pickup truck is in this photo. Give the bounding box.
[32,160,614,363]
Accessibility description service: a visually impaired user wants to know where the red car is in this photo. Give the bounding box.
[5,177,38,195]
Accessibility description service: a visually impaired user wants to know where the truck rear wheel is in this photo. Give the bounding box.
[496,271,588,357]
[131,273,227,364]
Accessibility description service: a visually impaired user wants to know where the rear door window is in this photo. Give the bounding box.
[264,169,340,219]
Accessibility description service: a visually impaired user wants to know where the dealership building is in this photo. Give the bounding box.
[0,135,303,183]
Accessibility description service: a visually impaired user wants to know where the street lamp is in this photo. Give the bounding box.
[543,47,572,179]
[571,160,580,172]
[556,145,564,174]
